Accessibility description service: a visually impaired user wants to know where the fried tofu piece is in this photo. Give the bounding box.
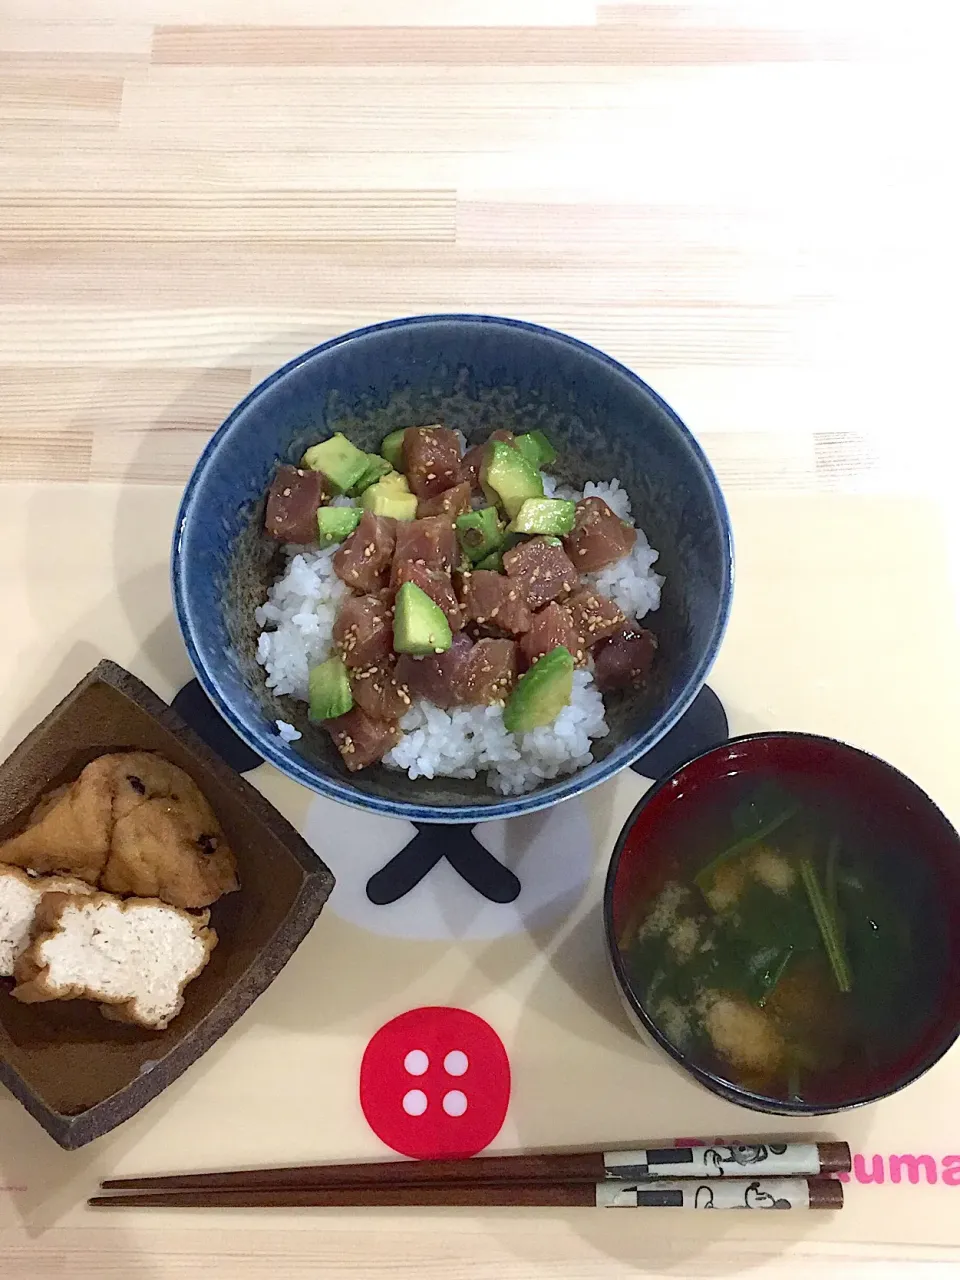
[13,891,216,1031]
[0,752,239,910]
[0,756,116,883]
[0,866,93,978]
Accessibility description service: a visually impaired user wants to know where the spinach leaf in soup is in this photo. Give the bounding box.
[707,878,819,1005]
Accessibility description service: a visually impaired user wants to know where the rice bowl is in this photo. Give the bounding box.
[171,314,733,822]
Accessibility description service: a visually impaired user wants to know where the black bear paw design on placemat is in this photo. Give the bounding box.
[172,680,262,775]
[630,685,728,780]
[366,826,522,907]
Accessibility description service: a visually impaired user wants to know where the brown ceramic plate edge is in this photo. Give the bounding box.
[0,659,335,1150]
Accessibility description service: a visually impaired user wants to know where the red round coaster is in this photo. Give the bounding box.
[359,1006,511,1159]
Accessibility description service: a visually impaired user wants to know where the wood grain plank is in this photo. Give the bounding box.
[88,428,215,483]
[0,191,455,241]
[0,72,124,126]
[0,301,808,370]
[151,23,843,66]
[3,1223,958,1280]
[0,239,811,306]
[0,366,250,434]
[0,146,458,192]
[2,0,595,24]
[0,431,92,482]
[0,366,251,483]
[115,62,878,158]
[0,21,153,55]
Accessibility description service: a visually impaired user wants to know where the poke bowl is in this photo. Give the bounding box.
[172,314,733,822]
[605,732,960,1115]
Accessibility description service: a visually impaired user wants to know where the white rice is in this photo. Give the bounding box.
[382,670,608,795]
[255,544,349,700]
[256,472,663,793]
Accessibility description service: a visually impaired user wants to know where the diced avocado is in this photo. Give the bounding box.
[380,428,407,469]
[456,506,504,563]
[300,433,369,494]
[350,453,394,496]
[502,645,574,734]
[393,581,452,655]
[481,441,544,520]
[316,506,362,546]
[513,430,557,468]
[361,474,418,520]
[476,550,504,572]
[308,656,354,721]
[508,497,576,536]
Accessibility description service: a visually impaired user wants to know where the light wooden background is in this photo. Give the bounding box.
[2,2,959,1276]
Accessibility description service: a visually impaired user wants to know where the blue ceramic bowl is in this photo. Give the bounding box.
[172,315,733,823]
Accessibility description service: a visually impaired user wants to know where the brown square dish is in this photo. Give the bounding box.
[0,660,334,1149]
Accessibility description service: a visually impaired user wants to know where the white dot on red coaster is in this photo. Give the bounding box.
[404,1049,429,1076]
[402,1089,428,1116]
[360,1007,510,1159]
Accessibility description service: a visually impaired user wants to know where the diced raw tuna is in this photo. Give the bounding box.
[325,706,401,771]
[593,624,658,692]
[457,569,532,636]
[333,512,396,593]
[417,481,472,519]
[503,537,579,611]
[349,659,413,721]
[392,515,458,579]
[395,633,474,709]
[459,430,515,492]
[392,560,464,631]
[462,638,518,706]
[459,444,485,493]
[520,602,582,667]
[402,426,462,500]
[333,594,394,669]
[563,497,637,573]
[264,465,329,543]
[565,586,626,649]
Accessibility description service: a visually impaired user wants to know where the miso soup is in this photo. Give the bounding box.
[617,770,951,1105]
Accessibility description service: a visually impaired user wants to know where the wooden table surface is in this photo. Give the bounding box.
[2,2,959,1276]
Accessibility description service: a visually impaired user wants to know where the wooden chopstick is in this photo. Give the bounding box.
[100,1141,850,1194]
[89,1176,843,1211]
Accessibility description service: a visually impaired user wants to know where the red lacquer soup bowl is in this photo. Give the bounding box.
[603,733,960,1116]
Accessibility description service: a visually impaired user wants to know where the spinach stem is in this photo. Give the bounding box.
[695,802,801,894]
[787,1061,802,1102]
[800,856,853,993]
[826,834,840,920]
[758,947,794,1008]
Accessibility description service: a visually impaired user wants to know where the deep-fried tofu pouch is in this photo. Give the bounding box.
[0,752,239,909]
